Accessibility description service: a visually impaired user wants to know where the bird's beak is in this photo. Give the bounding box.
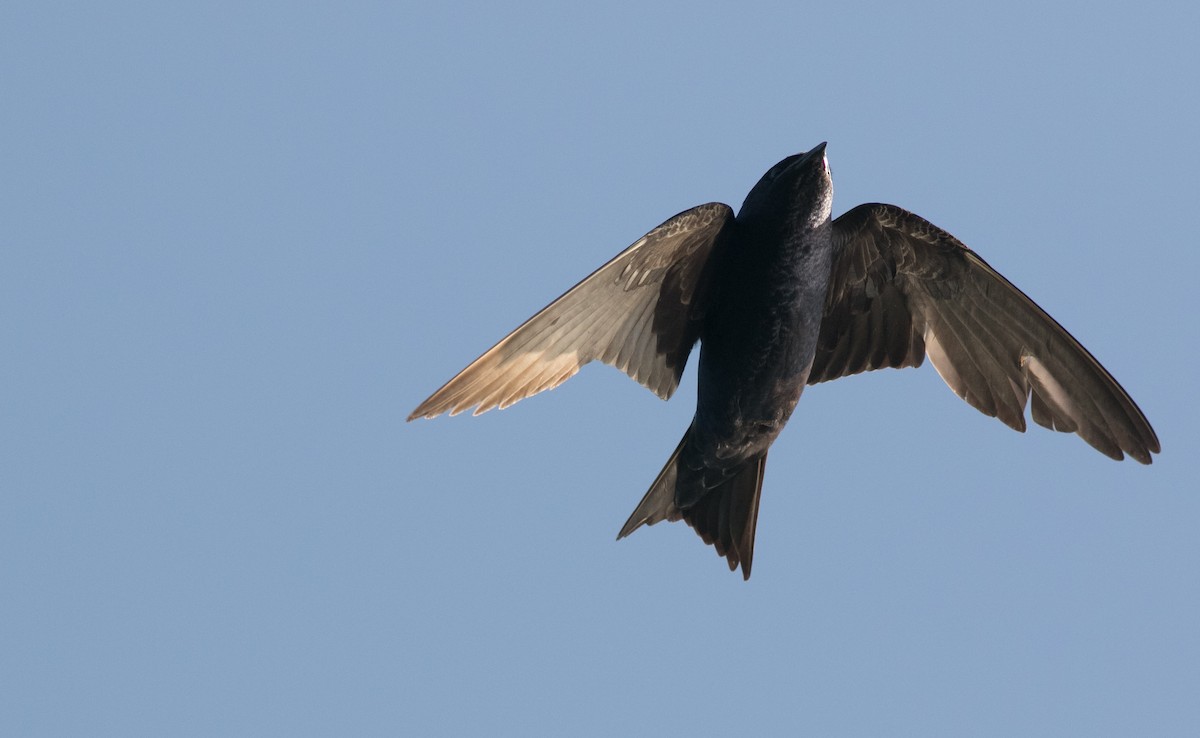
[812,141,828,171]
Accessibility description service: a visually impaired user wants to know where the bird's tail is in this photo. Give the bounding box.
[617,428,767,579]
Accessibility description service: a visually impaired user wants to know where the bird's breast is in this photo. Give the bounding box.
[692,226,833,461]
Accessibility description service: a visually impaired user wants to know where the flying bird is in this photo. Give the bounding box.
[409,143,1159,579]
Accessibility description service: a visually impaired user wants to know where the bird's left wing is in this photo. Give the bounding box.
[810,203,1159,463]
[409,203,735,420]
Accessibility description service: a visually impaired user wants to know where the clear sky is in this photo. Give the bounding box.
[3,2,1197,736]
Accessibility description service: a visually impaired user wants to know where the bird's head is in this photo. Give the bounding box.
[738,142,833,230]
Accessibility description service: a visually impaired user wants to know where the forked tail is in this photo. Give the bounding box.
[618,428,767,579]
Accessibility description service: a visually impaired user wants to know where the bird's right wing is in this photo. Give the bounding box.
[409,203,735,420]
[811,203,1159,463]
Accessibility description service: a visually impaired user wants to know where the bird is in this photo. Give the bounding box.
[408,142,1159,579]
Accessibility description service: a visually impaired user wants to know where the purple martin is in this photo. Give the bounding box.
[409,143,1159,579]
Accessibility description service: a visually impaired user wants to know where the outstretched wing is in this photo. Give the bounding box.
[409,203,735,420]
[811,202,1159,463]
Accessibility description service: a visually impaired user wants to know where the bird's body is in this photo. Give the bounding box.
[694,173,832,468]
[410,144,1159,578]
[668,148,835,542]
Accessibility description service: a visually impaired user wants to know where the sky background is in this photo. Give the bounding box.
[3,1,1198,735]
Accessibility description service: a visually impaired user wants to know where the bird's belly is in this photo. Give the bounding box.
[693,306,820,464]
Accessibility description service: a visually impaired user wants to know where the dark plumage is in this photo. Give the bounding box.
[409,143,1159,579]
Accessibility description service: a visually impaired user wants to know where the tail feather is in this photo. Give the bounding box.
[616,431,689,538]
[681,454,766,579]
[617,427,768,579]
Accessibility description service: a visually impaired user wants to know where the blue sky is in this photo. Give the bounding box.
[3,2,1197,735]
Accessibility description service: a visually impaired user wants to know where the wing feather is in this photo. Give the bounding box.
[815,203,1159,463]
[409,203,734,420]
